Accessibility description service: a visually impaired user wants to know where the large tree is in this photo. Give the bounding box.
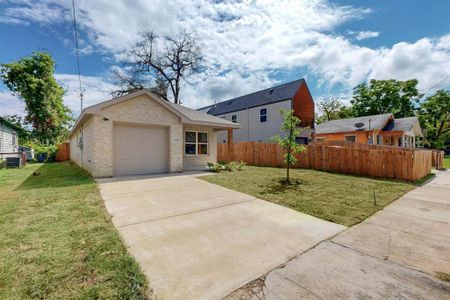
[419,89,450,149]
[350,79,421,118]
[114,30,203,104]
[316,97,353,124]
[1,52,72,144]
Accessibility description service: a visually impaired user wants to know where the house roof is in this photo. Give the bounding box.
[315,113,393,134]
[393,116,423,137]
[0,116,22,132]
[69,89,240,138]
[198,79,305,116]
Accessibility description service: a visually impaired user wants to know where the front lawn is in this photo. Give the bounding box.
[201,166,415,227]
[444,155,450,169]
[0,162,148,299]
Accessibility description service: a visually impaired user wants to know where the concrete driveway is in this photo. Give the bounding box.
[97,173,345,299]
[228,170,450,299]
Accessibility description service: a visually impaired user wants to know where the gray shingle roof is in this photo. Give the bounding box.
[199,79,305,116]
[315,113,393,134]
[166,102,238,127]
[70,89,240,137]
[392,117,418,131]
[393,116,423,137]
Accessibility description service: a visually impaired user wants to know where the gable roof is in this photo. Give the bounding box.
[198,79,305,116]
[0,116,22,133]
[393,116,423,137]
[315,113,393,134]
[69,89,240,137]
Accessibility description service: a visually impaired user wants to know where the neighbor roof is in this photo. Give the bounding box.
[69,89,240,138]
[315,113,393,134]
[393,116,423,137]
[198,79,305,116]
[0,116,22,132]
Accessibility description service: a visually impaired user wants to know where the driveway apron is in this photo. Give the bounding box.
[97,173,345,300]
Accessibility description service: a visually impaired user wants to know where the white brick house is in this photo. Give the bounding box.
[68,90,240,178]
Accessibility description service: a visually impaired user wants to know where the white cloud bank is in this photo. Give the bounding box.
[1,0,449,114]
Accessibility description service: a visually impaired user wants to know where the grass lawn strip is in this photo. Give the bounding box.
[201,166,415,227]
[0,162,149,299]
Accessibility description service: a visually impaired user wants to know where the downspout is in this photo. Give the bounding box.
[80,125,83,168]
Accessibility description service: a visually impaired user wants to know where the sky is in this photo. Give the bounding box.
[0,0,449,118]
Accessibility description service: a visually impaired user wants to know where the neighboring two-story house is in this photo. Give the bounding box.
[198,79,315,144]
[0,116,19,159]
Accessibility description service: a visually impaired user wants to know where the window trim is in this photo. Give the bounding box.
[344,134,357,142]
[260,108,267,123]
[184,130,209,156]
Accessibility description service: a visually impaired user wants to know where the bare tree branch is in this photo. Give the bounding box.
[113,30,203,104]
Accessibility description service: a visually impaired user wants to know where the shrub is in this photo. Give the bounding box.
[207,162,224,173]
[207,161,246,173]
[0,160,6,169]
[23,142,58,162]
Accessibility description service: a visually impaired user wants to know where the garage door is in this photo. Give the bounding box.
[113,124,169,176]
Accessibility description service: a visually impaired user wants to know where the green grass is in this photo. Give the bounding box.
[0,162,149,299]
[444,155,450,169]
[436,272,450,282]
[201,166,415,227]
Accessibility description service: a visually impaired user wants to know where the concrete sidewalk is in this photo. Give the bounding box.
[228,171,450,299]
[97,173,345,299]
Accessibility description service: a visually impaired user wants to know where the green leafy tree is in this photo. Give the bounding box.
[316,97,353,124]
[272,109,306,183]
[351,79,421,118]
[418,90,450,149]
[1,52,72,144]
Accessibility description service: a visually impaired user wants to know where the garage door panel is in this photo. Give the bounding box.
[114,124,169,176]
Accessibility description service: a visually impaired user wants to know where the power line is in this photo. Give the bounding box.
[420,74,450,96]
[71,0,83,112]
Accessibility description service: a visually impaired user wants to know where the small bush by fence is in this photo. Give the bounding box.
[218,141,432,181]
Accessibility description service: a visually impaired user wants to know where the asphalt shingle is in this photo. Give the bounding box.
[198,79,305,116]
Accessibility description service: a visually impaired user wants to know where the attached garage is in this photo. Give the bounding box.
[113,124,169,176]
[69,89,240,178]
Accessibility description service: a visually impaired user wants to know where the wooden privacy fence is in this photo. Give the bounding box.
[431,150,444,170]
[55,143,70,162]
[218,141,432,181]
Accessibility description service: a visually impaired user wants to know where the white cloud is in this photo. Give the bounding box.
[349,30,380,40]
[0,0,67,25]
[0,74,117,117]
[55,74,117,116]
[1,0,449,110]
[0,91,26,116]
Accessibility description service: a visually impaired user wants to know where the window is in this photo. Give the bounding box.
[260,108,267,122]
[231,114,237,123]
[184,131,208,155]
[345,135,356,142]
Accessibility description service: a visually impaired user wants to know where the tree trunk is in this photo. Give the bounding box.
[286,145,291,182]
[287,163,290,182]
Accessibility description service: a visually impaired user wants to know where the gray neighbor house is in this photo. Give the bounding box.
[0,116,19,159]
[197,79,315,144]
